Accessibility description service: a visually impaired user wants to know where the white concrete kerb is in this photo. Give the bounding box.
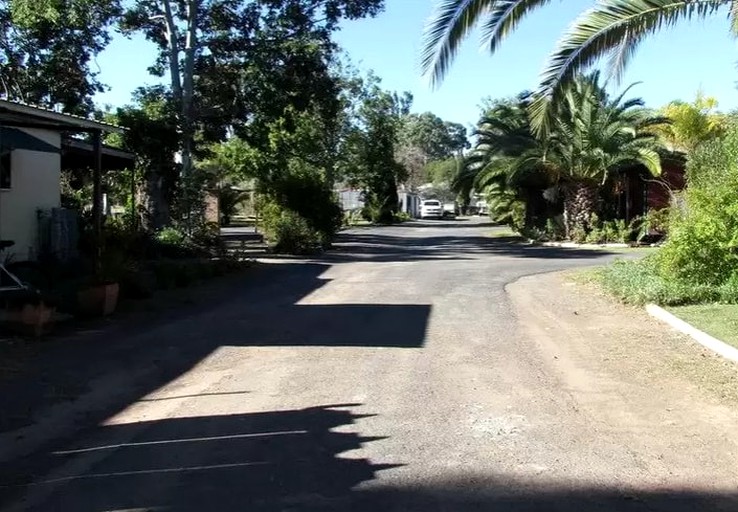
[646,304,738,364]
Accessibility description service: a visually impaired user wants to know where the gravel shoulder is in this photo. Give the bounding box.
[508,271,738,489]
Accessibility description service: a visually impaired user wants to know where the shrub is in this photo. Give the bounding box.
[569,224,588,244]
[266,168,343,243]
[118,265,156,299]
[597,125,738,306]
[157,227,188,246]
[545,216,565,241]
[343,208,364,226]
[362,196,396,224]
[630,208,671,243]
[654,125,738,286]
[518,225,544,241]
[395,211,412,222]
[585,218,630,244]
[508,200,527,233]
[190,222,225,256]
[260,201,323,255]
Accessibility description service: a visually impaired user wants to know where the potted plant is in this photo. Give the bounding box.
[77,279,119,316]
[2,289,56,337]
[76,249,125,317]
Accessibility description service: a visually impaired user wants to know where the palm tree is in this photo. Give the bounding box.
[421,0,738,131]
[455,92,560,229]
[549,73,665,236]
[455,94,540,191]
[456,73,667,237]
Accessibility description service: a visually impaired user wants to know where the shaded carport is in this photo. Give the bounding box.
[0,100,131,271]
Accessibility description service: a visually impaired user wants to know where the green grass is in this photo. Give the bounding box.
[488,228,523,239]
[668,305,738,348]
[595,245,658,255]
[590,258,738,306]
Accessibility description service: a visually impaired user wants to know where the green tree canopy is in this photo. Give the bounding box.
[652,93,727,153]
[396,111,469,189]
[343,78,411,223]
[105,86,181,229]
[120,0,385,183]
[398,112,469,160]
[0,0,121,113]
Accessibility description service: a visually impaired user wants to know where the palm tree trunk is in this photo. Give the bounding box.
[564,182,598,240]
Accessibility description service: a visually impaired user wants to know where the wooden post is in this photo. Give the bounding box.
[625,172,632,223]
[92,130,103,277]
[130,166,137,232]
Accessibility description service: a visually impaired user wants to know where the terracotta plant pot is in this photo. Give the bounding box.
[5,302,56,337]
[77,282,119,317]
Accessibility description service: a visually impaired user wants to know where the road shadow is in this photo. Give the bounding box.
[1,404,399,511]
[221,303,430,347]
[7,414,738,512]
[0,262,430,438]
[329,232,618,263]
[0,220,625,508]
[353,479,738,512]
[389,219,495,229]
[5,402,735,511]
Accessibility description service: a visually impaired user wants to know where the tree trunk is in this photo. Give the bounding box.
[180,0,198,211]
[141,172,170,231]
[162,0,182,99]
[564,182,598,241]
[162,0,198,229]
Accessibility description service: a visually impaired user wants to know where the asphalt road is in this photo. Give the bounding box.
[3,218,738,511]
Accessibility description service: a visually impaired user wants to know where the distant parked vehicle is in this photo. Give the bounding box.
[443,202,457,219]
[420,200,443,219]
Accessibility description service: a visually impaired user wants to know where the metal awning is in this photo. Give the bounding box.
[0,127,59,153]
[62,138,134,171]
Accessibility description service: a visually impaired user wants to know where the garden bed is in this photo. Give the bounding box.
[0,257,254,337]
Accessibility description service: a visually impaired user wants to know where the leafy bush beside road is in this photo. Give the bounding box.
[260,201,324,255]
[597,259,738,306]
[598,123,738,306]
[653,127,738,287]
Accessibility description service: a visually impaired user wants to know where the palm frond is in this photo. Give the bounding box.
[609,80,643,108]
[420,0,494,87]
[634,115,673,129]
[730,0,738,34]
[632,146,663,176]
[530,0,727,133]
[480,0,554,53]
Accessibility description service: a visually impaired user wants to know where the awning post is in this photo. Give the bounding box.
[92,130,103,277]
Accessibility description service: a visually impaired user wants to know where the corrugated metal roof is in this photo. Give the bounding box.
[0,99,124,133]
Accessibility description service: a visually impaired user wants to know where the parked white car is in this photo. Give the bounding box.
[420,199,444,219]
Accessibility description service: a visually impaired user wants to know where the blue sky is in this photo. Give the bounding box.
[95,0,738,130]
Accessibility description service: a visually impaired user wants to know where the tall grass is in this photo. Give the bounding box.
[599,259,738,306]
